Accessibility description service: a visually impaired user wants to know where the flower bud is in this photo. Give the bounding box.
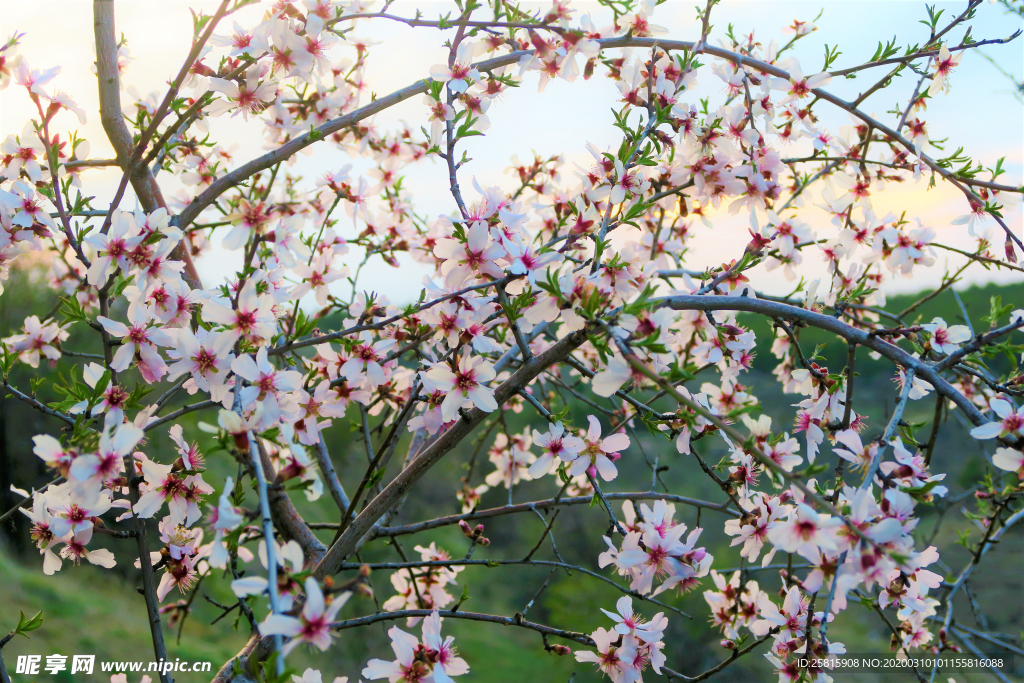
[583,58,596,80]
[720,639,736,650]
[232,432,250,452]
[550,644,572,656]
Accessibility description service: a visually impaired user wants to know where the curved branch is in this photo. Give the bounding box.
[2,380,76,425]
[314,433,351,515]
[332,608,593,645]
[328,609,772,683]
[93,0,203,289]
[333,558,690,619]
[177,33,1022,241]
[372,490,739,537]
[650,294,989,427]
[312,326,592,579]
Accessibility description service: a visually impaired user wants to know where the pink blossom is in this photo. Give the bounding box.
[340,332,396,388]
[561,415,630,482]
[84,210,143,285]
[434,221,506,287]
[528,421,583,478]
[429,42,481,93]
[58,527,117,569]
[260,577,349,656]
[970,398,1024,440]
[574,627,638,682]
[833,429,879,473]
[98,306,174,378]
[771,60,832,103]
[922,317,970,355]
[166,329,236,405]
[202,279,276,345]
[362,610,469,682]
[3,315,66,368]
[767,503,841,558]
[210,21,271,59]
[208,65,277,120]
[992,447,1024,479]
[423,353,497,421]
[69,421,142,485]
[928,45,963,96]
[232,346,304,427]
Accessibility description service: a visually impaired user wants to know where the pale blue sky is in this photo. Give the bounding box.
[0,0,1021,302]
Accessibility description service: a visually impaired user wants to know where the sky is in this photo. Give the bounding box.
[0,0,1022,305]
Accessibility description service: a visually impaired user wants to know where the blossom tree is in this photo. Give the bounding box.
[0,1,1023,683]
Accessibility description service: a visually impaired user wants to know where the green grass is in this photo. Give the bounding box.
[0,552,242,682]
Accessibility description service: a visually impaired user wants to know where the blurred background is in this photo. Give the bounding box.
[2,273,1023,682]
[1,0,1023,681]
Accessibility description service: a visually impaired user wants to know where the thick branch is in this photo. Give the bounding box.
[93,0,202,289]
[178,33,1022,243]
[651,295,989,427]
[313,327,591,579]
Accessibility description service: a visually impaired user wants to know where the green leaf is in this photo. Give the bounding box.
[902,479,942,502]
[15,610,44,637]
[367,467,386,487]
[258,652,295,683]
[869,36,900,63]
[90,370,112,404]
[798,462,830,478]
[59,296,87,325]
[821,43,842,71]
[0,341,14,377]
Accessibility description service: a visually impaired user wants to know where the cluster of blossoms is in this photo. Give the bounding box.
[22,414,241,602]
[1,0,1022,681]
[706,466,948,678]
[575,597,668,683]
[599,500,713,596]
[473,415,633,494]
[362,611,469,682]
